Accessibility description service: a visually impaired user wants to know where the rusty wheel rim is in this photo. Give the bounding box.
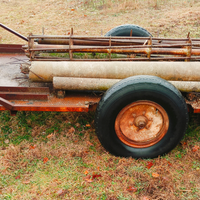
[115,100,169,148]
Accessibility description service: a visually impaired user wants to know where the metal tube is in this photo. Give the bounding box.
[53,77,120,91]
[36,39,144,46]
[28,44,200,56]
[53,77,200,92]
[0,23,28,42]
[29,35,200,41]
[29,61,200,82]
[36,38,200,47]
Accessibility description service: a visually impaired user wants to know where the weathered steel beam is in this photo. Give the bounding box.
[0,94,100,112]
[0,92,48,100]
[0,97,14,110]
[0,44,24,53]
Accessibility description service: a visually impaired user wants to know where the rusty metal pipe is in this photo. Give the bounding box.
[35,39,145,46]
[29,35,200,41]
[0,23,28,42]
[28,46,200,57]
[31,43,195,49]
[36,38,200,47]
[29,61,200,82]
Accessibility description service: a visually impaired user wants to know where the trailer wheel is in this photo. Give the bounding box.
[95,75,188,158]
[105,24,152,37]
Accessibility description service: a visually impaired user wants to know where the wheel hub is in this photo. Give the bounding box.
[134,115,148,129]
[115,100,169,148]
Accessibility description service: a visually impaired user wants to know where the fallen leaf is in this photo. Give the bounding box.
[87,141,94,146]
[84,170,89,175]
[56,189,68,196]
[29,145,36,149]
[22,180,30,184]
[141,196,150,200]
[146,161,153,169]
[47,133,54,139]
[162,176,169,182]
[126,186,137,192]
[168,161,172,167]
[192,145,199,152]
[92,174,102,179]
[75,123,80,127]
[182,141,187,146]
[20,20,25,24]
[152,172,159,178]
[84,150,89,154]
[15,175,21,179]
[85,175,93,183]
[68,127,75,134]
[43,157,49,164]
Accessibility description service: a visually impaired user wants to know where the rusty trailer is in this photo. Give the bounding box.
[0,23,200,158]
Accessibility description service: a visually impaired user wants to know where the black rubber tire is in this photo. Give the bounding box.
[95,75,188,158]
[105,24,152,37]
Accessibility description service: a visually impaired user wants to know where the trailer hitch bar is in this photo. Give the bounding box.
[0,23,28,42]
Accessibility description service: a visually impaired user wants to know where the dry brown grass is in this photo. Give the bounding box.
[0,0,200,199]
[0,111,200,199]
[1,0,200,44]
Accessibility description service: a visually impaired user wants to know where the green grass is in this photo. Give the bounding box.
[0,111,199,199]
[1,0,200,199]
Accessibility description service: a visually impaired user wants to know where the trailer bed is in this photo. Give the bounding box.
[0,45,100,113]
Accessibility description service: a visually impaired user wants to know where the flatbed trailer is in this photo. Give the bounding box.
[0,23,200,158]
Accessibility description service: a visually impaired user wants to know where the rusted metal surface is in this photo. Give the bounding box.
[29,61,200,82]
[0,44,24,53]
[2,25,200,115]
[185,93,200,113]
[115,100,169,148]
[0,92,48,101]
[0,86,49,93]
[24,34,200,61]
[35,38,145,46]
[28,45,200,56]
[0,23,28,42]
[0,97,14,110]
[0,92,101,112]
[0,86,49,100]
[0,92,48,100]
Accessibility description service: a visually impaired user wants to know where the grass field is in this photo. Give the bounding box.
[0,0,200,199]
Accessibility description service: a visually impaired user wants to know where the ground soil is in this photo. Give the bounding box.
[0,1,200,200]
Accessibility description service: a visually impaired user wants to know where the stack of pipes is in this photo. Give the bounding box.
[25,35,200,93]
